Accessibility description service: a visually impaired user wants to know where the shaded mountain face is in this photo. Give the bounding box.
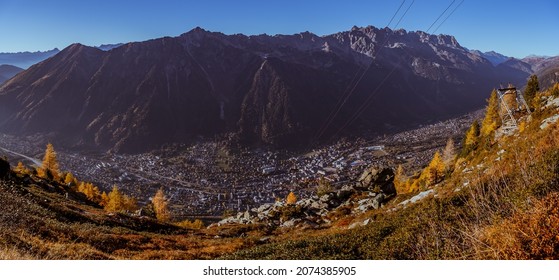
[0,64,23,84]
[0,26,531,153]
[522,56,559,89]
[0,49,60,69]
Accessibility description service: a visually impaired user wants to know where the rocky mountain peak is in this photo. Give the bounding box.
[0,25,531,153]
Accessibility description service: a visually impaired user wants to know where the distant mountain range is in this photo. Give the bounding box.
[0,64,23,84]
[522,56,559,88]
[0,26,542,153]
[0,49,60,69]
[96,43,124,51]
[469,50,510,66]
[0,45,124,69]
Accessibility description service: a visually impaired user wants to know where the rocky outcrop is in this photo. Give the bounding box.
[0,158,9,178]
[215,166,396,228]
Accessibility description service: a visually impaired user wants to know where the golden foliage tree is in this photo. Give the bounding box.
[409,178,420,193]
[37,143,61,180]
[286,191,297,205]
[394,165,408,194]
[480,89,500,137]
[420,151,445,186]
[78,182,101,203]
[123,195,138,212]
[465,121,480,146]
[64,172,77,186]
[176,219,204,229]
[100,191,109,207]
[104,185,123,212]
[152,188,171,222]
[104,185,137,213]
[14,162,30,175]
[461,120,480,157]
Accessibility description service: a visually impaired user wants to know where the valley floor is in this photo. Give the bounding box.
[2,92,558,259]
[0,110,481,218]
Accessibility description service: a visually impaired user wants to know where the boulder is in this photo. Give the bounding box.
[296,198,313,208]
[300,219,320,229]
[243,210,251,221]
[380,182,396,196]
[337,184,356,199]
[310,201,328,210]
[319,193,332,203]
[540,114,559,130]
[357,166,394,190]
[372,193,386,209]
[258,203,272,213]
[0,158,9,178]
[281,218,301,228]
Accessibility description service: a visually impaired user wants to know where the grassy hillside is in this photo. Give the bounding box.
[1,84,558,260]
[0,167,258,259]
[225,85,559,260]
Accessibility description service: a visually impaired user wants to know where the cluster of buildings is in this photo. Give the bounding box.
[0,110,480,217]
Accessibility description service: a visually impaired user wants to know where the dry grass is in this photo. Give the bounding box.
[0,172,258,260]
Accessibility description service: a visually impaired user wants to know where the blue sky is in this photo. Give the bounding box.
[0,0,557,58]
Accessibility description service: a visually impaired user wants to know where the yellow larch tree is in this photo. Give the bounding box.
[123,195,138,212]
[104,185,137,213]
[152,188,171,222]
[394,165,408,194]
[78,182,101,202]
[286,191,297,205]
[104,185,124,212]
[37,143,61,180]
[480,89,500,137]
[461,120,480,157]
[64,172,77,187]
[465,121,480,146]
[14,162,30,175]
[100,191,109,207]
[422,151,445,186]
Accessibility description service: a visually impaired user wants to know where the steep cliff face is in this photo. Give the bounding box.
[0,26,530,153]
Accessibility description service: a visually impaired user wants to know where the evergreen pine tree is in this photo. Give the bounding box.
[524,75,540,106]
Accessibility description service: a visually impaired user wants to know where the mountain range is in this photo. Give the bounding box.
[469,50,510,66]
[523,55,559,88]
[0,26,537,153]
[0,65,23,84]
[0,49,60,69]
